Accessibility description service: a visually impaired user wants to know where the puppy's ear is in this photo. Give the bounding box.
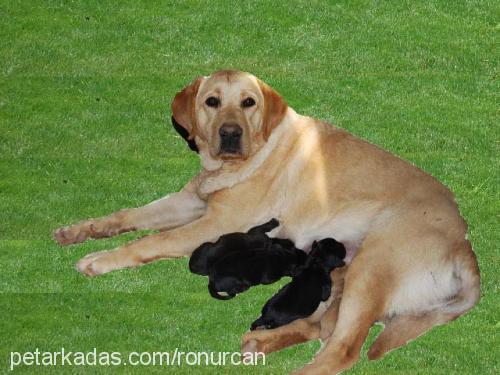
[309,241,319,256]
[321,282,332,301]
[258,80,288,141]
[171,76,204,141]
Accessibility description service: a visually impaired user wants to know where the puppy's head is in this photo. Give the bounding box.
[189,241,215,276]
[309,238,346,270]
[171,70,288,163]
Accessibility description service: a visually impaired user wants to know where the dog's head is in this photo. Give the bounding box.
[171,70,287,163]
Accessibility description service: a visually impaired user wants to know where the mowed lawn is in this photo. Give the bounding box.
[1,1,498,373]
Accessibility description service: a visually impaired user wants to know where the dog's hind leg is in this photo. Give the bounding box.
[242,268,346,355]
[241,269,347,355]
[368,241,480,360]
[294,237,392,375]
[367,312,455,360]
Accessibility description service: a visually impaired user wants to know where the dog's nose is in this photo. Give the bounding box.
[219,124,243,139]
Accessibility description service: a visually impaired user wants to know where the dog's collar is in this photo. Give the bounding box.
[171,116,199,153]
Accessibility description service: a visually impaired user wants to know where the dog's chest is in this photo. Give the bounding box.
[271,207,383,264]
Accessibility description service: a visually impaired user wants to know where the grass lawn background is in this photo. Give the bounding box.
[1,0,498,373]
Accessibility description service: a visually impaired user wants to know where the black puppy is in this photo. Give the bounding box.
[207,240,307,300]
[189,218,281,276]
[250,238,346,330]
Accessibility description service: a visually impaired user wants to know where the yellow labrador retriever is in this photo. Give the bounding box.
[54,70,480,373]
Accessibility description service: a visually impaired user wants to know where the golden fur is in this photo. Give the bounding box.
[54,70,480,374]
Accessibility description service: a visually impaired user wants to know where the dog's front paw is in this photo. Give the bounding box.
[53,218,123,246]
[76,250,118,276]
[53,224,89,245]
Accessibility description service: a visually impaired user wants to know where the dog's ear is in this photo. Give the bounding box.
[171,76,204,142]
[172,116,199,153]
[258,80,288,141]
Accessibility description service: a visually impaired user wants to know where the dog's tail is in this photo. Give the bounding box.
[247,218,280,235]
[208,281,236,300]
[442,240,480,317]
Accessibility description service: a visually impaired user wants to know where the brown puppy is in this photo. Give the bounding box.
[54,70,480,374]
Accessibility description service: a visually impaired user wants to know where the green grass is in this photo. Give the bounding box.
[1,0,498,373]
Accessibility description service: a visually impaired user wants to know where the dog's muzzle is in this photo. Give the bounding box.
[219,123,242,154]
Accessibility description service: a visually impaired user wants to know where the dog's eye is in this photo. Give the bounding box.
[241,97,256,108]
[205,97,220,108]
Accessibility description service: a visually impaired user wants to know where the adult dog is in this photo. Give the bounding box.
[54,70,480,373]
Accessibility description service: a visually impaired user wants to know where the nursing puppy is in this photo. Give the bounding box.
[251,238,346,330]
[189,218,280,276]
[207,240,307,300]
